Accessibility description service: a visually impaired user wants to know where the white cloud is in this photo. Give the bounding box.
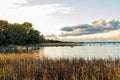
[60,19,120,37]
[0,0,26,7]
[56,29,120,42]
[92,19,106,27]
[47,19,120,41]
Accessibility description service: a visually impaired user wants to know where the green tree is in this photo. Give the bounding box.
[4,25,28,45]
[21,22,32,32]
[39,34,45,43]
[28,29,44,44]
[0,29,6,45]
[0,20,9,30]
[0,19,45,45]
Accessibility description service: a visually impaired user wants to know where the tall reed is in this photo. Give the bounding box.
[0,54,120,80]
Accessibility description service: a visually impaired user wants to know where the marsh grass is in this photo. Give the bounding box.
[0,54,120,80]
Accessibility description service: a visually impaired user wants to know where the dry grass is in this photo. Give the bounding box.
[0,54,120,80]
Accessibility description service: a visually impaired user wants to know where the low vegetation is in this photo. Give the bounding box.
[0,54,120,80]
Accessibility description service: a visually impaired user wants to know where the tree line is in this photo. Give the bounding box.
[0,19,45,46]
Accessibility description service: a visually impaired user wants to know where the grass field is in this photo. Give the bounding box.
[0,53,120,80]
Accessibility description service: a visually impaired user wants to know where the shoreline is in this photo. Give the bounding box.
[40,43,84,47]
[0,43,83,53]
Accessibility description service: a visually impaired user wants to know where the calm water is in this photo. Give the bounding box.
[37,42,120,59]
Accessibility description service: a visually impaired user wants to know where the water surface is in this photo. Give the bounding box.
[38,42,120,59]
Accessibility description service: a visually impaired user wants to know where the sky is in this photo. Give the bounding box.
[0,0,120,42]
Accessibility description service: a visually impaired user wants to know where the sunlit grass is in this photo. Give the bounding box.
[0,53,120,80]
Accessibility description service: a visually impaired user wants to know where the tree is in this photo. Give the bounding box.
[0,20,9,30]
[21,22,32,32]
[39,34,45,43]
[0,29,6,45]
[28,29,44,44]
[0,19,45,46]
[4,25,28,45]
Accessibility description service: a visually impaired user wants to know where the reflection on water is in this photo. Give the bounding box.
[38,42,120,59]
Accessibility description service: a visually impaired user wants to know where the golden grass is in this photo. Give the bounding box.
[0,54,120,80]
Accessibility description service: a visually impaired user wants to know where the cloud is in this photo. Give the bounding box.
[13,0,73,15]
[61,26,73,31]
[108,20,120,27]
[13,0,72,16]
[60,19,120,37]
[61,24,92,32]
[0,0,25,8]
[58,29,120,42]
[45,34,60,40]
[92,19,106,27]
[13,0,63,6]
[13,0,74,7]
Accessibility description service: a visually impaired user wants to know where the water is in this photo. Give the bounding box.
[37,42,120,59]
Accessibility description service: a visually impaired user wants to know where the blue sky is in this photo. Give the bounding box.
[0,0,120,41]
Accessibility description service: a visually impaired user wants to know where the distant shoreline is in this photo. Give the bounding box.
[40,43,83,47]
